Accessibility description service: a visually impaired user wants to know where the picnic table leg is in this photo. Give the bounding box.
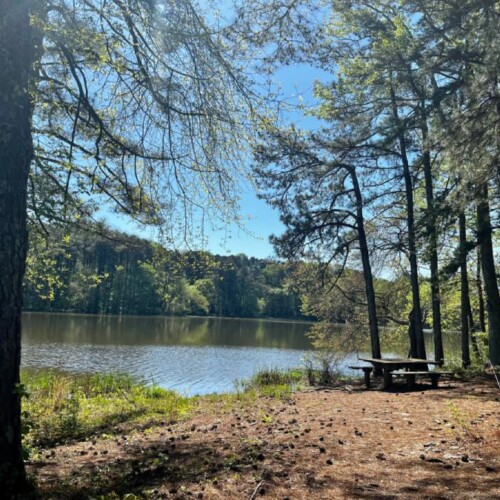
[383,367,392,389]
[406,374,416,389]
[430,374,440,388]
[363,368,371,388]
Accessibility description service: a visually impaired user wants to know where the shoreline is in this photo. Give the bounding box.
[23,370,500,499]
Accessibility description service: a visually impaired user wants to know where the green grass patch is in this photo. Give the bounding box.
[21,370,193,448]
[246,367,303,387]
[237,367,304,399]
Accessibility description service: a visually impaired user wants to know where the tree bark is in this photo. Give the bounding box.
[476,183,500,365]
[390,83,426,360]
[459,212,471,368]
[348,166,382,367]
[0,1,35,493]
[476,247,487,333]
[421,108,444,366]
[467,297,481,359]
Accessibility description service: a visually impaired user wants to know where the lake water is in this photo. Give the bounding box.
[21,312,463,395]
[21,313,316,395]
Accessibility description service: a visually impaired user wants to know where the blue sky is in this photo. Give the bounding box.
[99,0,334,258]
[106,62,329,258]
[107,63,329,258]
[202,64,327,258]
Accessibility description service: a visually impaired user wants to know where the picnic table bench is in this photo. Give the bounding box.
[392,370,453,389]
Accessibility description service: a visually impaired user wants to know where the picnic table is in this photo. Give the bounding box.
[358,357,441,389]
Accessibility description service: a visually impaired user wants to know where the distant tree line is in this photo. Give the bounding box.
[24,228,310,321]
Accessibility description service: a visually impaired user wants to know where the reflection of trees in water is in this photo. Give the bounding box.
[23,312,463,358]
[22,313,313,349]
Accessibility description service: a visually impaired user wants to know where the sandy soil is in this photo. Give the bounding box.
[30,377,500,499]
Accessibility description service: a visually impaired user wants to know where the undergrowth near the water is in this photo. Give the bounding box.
[21,368,305,452]
[21,370,193,448]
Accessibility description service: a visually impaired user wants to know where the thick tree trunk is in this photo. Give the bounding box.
[390,84,426,360]
[459,212,471,368]
[0,1,35,494]
[476,184,500,365]
[348,166,381,367]
[421,110,444,365]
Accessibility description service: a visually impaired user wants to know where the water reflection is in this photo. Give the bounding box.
[22,313,314,349]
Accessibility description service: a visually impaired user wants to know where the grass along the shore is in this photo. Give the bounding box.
[21,371,193,449]
[21,368,306,452]
[21,364,470,453]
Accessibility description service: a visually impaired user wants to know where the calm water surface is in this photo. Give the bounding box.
[21,313,315,394]
[21,313,463,394]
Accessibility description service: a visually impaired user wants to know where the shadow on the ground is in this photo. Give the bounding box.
[33,432,271,499]
[363,376,500,403]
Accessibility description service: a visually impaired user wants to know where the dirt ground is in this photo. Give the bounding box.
[31,377,500,499]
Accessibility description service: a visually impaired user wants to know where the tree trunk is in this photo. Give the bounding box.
[476,183,500,365]
[0,1,35,494]
[467,300,481,359]
[421,108,444,365]
[390,83,426,360]
[459,212,471,368]
[476,247,487,333]
[348,166,382,368]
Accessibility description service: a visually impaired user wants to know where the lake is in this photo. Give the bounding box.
[21,313,316,395]
[21,312,463,395]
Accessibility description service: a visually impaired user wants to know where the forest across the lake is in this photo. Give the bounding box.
[24,227,312,320]
[24,221,492,352]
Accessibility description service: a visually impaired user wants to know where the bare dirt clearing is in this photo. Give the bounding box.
[31,378,500,499]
